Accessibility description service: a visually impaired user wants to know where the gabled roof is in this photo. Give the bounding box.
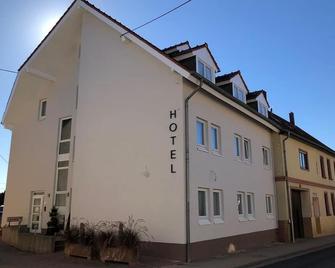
[2,0,278,133]
[165,43,220,72]
[215,70,249,92]
[247,90,270,106]
[269,112,335,156]
[162,41,190,52]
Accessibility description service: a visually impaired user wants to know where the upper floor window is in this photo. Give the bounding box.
[210,125,221,153]
[243,138,251,162]
[320,156,326,179]
[233,85,246,103]
[258,102,268,117]
[262,147,271,168]
[39,99,47,120]
[233,134,242,160]
[327,159,333,180]
[196,118,207,148]
[299,150,309,170]
[197,60,212,81]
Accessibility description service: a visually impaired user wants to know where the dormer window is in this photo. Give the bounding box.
[197,60,213,81]
[233,85,246,103]
[258,102,268,117]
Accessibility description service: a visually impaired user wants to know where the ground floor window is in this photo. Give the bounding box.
[266,194,274,216]
[246,192,255,219]
[331,193,335,215]
[324,192,332,216]
[237,192,246,219]
[198,188,209,221]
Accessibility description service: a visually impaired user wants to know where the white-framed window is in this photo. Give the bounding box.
[197,59,213,81]
[262,147,271,168]
[299,150,309,170]
[39,99,47,120]
[237,192,246,219]
[243,138,251,162]
[233,134,242,160]
[196,118,208,149]
[213,190,223,223]
[258,102,268,117]
[210,125,221,153]
[266,194,274,217]
[198,188,210,225]
[246,192,255,219]
[233,85,246,103]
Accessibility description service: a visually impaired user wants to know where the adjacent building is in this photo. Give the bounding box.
[270,112,335,242]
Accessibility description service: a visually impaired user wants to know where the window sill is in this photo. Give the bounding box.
[212,151,224,158]
[238,216,248,222]
[266,214,274,219]
[213,218,224,224]
[198,219,211,225]
[38,117,46,121]
[247,216,256,221]
[263,165,271,170]
[197,146,209,153]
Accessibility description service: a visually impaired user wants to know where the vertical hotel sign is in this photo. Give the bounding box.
[169,110,177,174]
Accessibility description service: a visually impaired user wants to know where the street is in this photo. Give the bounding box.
[260,246,335,268]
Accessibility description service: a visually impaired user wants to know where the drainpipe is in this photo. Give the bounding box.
[283,131,295,242]
[185,78,203,263]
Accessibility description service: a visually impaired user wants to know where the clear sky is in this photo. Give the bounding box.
[0,0,334,192]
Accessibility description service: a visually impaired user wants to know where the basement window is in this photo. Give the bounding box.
[39,99,47,120]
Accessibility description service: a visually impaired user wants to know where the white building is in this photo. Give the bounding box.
[2,0,279,261]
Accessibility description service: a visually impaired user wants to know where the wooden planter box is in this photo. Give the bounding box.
[64,243,92,259]
[100,246,138,264]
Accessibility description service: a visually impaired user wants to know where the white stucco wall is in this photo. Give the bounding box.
[71,12,186,244]
[1,12,81,228]
[185,83,277,243]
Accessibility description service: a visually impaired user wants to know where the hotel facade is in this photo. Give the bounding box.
[1,0,334,262]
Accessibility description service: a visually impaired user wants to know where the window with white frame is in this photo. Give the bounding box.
[233,85,246,103]
[213,190,223,220]
[243,138,251,162]
[237,192,246,218]
[246,192,255,219]
[262,146,271,168]
[198,188,210,224]
[234,134,242,159]
[258,102,268,117]
[197,59,213,81]
[196,119,207,148]
[210,125,221,153]
[266,194,274,216]
[39,99,47,120]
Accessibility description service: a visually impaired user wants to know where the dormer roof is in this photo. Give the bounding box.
[247,90,270,107]
[216,70,249,92]
[162,41,190,53]
[163,42,220,72]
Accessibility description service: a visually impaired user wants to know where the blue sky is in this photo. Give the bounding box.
[0,0,334,192]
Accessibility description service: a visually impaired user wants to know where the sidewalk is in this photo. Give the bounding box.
[161,235,335,268]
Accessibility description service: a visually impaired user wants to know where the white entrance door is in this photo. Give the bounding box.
[30,194,44,233]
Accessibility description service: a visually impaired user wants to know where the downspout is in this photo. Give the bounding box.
[282,131,295,242]
[185,78,203,263]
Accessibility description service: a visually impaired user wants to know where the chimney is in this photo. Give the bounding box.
[289,112,295,128]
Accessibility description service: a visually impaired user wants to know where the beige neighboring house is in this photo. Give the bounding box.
[1,0,280,261]
[270,112,335,242]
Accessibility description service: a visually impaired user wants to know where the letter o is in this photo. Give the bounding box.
[169,123,177,132]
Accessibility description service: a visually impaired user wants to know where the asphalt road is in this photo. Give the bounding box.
[260,246,335,268]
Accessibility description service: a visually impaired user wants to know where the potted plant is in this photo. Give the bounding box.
[64,223,95,259]
[46,206,59,235]
[99,217,150,264]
